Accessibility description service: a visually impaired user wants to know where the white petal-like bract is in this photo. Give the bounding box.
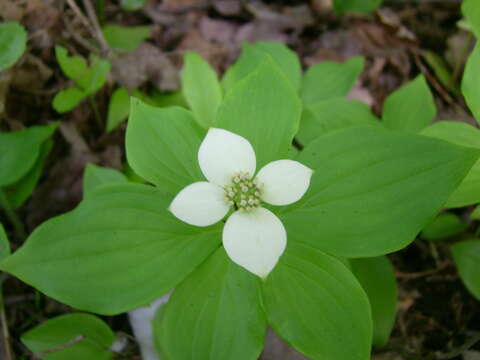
[256,159,313,206]
[198,128,256,187]
[223,207,286,278]
[169,181,229,226]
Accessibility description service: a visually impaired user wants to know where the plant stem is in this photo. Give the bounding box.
[89,96,103,130]
[97,0,105,26]
[0,189,27,241]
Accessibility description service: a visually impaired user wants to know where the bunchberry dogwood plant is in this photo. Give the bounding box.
[1,53,479,360]
[169,128,313,278]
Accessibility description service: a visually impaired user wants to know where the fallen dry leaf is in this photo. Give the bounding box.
[110,43,179,91]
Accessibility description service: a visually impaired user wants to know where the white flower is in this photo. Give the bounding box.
[169,128,313,278]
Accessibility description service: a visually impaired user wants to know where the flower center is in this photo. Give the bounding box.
[224,171,262,212]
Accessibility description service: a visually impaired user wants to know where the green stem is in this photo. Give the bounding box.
[97,0,105,26]
[0,189,27,241]
[89,96,103,130]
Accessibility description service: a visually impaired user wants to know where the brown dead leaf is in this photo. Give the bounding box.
[0,0,26,21]
[199,17,237,48]
[445,31,471,70]
[310,0,333,14]
[23,0,61,49]
[160,0,208,11]
[260,329,308,360]
[238,3,313,44]
[11,54,52,91]
[304,29,363,65]
[177,29,228,71]
[377,8,416,42]
[213,0,242,16]
[110,43,179,91]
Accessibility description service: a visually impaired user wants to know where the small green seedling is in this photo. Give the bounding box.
[0,21,27,72]
[333,0,383,14]
[21,313,116,360]
[120,0,147,11]
[102,24,152,52]
[53,46,110,113]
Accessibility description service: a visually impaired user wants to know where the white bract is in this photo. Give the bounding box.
[169,128,313,278]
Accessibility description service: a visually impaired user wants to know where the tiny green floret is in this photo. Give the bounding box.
[224,171,262,212]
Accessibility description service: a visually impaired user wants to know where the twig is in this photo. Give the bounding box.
[65,0,109,53]
[81,0,109,53]
[396,262,450,279]
[436,332,480,359]
[0,287,13,360]
[0,189,27,241]
[65,0,91,30]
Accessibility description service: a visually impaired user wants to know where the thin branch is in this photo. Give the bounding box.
[81,0,109,53]
[0,287,13,360]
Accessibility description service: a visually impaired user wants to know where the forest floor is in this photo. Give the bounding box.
[1,0,479,359]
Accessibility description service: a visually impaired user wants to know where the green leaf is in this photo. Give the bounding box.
[106,87,130,132]
[181,52,222,128]
[462,43,480,123]
[297,97,380,146]
[145,90,187,108]
[21,313,115,360]
[451,240,480,300]
[0,22,27,72]
[382,75,436,133]
[52,87,86,113]
[462,0,480,39]
[300,56,364,106]
[222,42,301,91]
[78,58,110,95]
[6,140,53,209]
[280,126,480,257]
[83,164,128,196]
[102,25,151,51]
[121,0,146,11]
[333,0,383,14]
[263,242,372,360]
[55,46,110,95]
[55,46,90,84]
[217,59,301,169]
[155,248,266,360]
[0,183,221,315]
[421,121,480,208]
[0,223,10,261]
[126,99,204,195]
[0,123,57,187]
[421,213,468,241]
[350,256,397,348]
